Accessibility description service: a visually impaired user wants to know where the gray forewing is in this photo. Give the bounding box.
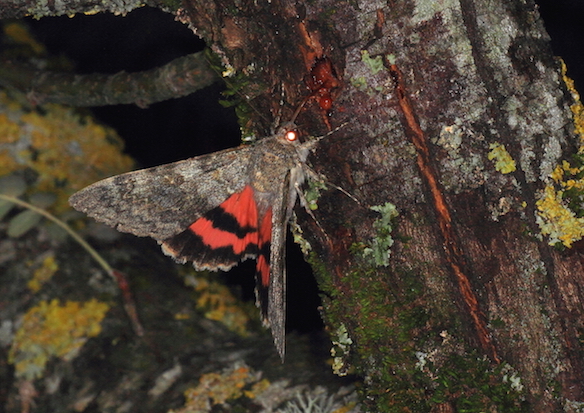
[69,146,253,239]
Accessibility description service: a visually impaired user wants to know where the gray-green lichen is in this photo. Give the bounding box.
[360,50,385,75]
[362,202,399,267]
[331,323,353,376]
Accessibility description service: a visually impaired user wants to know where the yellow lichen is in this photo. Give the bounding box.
[8,299,110,380]
[27,254,58,293]
[192,275,251,336]
[560,59,584,147]
[536,161,584,247]
[170,364,257,413]
[0,91,133,212]
[535,64,584,247]
[488,142,516,174]
[3,21,46,55]
[244,378,270,399]
[333,403,359,413]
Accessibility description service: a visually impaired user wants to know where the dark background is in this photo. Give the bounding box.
[20,0,584,333]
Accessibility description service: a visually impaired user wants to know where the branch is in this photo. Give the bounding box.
[0,0,161,19]
[0,52,219,107]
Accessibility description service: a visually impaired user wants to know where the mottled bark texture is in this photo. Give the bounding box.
[178,0,584,410]
[0,0,161,19]
[0,52,218,107]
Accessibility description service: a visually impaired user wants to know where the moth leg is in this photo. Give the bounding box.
[292,171,331,244]
[302,165,362,206]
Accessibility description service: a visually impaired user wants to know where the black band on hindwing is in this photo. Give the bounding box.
[163,228,259,268]
[205,206,257,238]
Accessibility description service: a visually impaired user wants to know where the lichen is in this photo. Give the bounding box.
[331,324,353,376]
[488,142,516,174]
[362,202,399,267]
[184,271,252,336]
[560,59,584,147]
[169,363,259,413]
[0,90,134,212]
[278,388,348,413]
[536,168,584,248]
[304,179,327,211]
[349,76,368,92]
[360,50,385,75]
[535,62,584,247]
[2,21,46,55]
[8,299,110,381]
[0,22,131,207]
[27,253,58,292]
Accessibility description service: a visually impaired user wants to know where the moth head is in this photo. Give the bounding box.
[284,129,299,143]
[275,121,300,144]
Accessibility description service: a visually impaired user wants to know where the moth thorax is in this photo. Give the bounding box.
[252,168,278,193]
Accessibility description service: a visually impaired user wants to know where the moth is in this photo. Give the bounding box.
[69,121,319,360]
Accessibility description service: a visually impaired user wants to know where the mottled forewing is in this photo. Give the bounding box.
[69,146,253,240]
[264,170,299,359]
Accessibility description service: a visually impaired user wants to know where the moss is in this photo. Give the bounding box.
[427,355,528,412]
[204,48,257,137]
[306,250,333,290]
[158,0,182,12]
[318,232,530,412]
[488,142,516,174]
[8,299,110,381]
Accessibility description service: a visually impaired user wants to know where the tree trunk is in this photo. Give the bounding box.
[2,0,584,411]
[179,0,584,410]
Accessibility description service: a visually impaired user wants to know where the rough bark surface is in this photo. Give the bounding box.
[175,0,584,410]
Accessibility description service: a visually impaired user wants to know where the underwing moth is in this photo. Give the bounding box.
[69,122,317,360]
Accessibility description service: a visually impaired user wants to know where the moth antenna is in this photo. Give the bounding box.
[273,85,286,128]
[276,85,309,132]
[302,121,361,205]
[289,96,309,124]
[312,120,349,142]
[273,84,306,134]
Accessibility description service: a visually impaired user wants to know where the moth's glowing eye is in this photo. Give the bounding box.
[285,130,298,142]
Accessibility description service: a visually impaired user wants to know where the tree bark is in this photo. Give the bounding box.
[177,0,584,410]
[2,0,584,411]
